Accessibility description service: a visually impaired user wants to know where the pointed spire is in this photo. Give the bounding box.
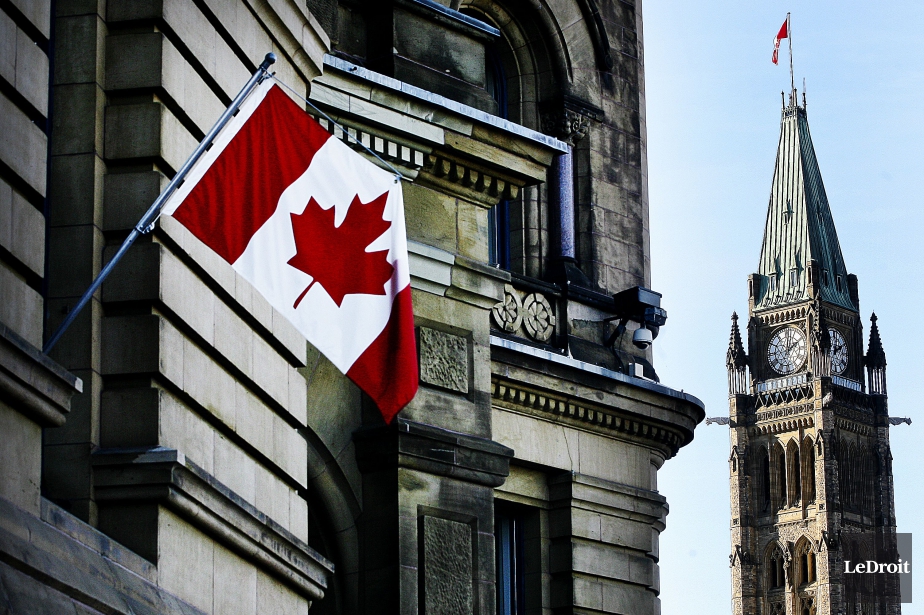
[866,313,886,368]
[810,298,832,376]
[755,93,854,312]
[727,313,749,396]
[726,312,748,369]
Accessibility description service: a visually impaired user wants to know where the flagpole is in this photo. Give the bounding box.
[43,53,277,354]
[788,13,795,96]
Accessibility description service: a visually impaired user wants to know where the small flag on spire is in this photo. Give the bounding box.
[772,17,788,65]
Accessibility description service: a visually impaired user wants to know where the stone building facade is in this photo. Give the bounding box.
[0,1,705,613]
[725,93,901,615]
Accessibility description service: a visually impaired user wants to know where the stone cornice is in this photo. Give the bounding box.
[491,376,687,458]
[548,472,668,529]
[354,418,514,488]
[418,153,521,207]
[0,496,206,615]
[0,323,82,427]
[92,447,333,600]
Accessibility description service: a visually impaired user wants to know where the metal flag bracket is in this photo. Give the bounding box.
[43,53,279,354]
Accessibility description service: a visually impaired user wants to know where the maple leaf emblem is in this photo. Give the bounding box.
[288,192,394,308]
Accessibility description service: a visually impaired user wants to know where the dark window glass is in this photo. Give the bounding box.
[778,453,787,508]
[496,504,526,615]
[484,38,511,269]
[761,452,771,512]
[489,200,511,269]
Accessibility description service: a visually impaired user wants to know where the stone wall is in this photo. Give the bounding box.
[0,1,707,614]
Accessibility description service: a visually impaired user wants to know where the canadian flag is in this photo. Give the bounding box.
[772,17,788,65]
[162,80,418,424]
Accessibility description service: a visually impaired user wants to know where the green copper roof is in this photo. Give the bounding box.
[755,96,854,311]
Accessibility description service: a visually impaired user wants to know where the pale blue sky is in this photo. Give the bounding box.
[644,3,924,613]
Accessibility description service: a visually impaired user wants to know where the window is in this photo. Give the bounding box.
[836,275,843,292]
[760,448,771,512]
[489,200,511,269]
[797,543,817,586]
[789,268,798,287]
[822,269,829,286]
[769,549,786,589]
[802,437,816,504]
[483,35,511,270]
[495,503,526,615]
[778,452,787,509]
[788,440,801,507]
[768,274,777,292]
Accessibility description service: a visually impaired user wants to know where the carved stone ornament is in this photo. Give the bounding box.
[421,516,473,614]
[522,293,555,342]
[540,109,589,146]
[418,327,469,394]
[491,284,522,333]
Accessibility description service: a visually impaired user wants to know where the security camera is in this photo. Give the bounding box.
[632,326,653,349]
[604,286,667,349]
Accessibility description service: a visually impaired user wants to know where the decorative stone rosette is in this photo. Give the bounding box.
[522,293,555,342]
[491,285,522,333]
[491,284,556,343]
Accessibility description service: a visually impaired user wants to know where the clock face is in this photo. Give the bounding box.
[828,328,848,374]
[767,327,807,375]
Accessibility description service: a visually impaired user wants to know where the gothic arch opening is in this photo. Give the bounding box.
[801,435,816,504]
[787,439,801,507]
[771,441,786,510]
[752,443,771,513]
[765,542,787,594]
[795,537,816,587]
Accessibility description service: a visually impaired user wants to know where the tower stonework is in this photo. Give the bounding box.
[726,92,901,615]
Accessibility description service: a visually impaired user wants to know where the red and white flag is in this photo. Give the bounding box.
[162,80,418,424]
[772,17,788,65]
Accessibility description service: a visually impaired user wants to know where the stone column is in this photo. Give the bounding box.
[550,146,575,259]
[541,107,591,287]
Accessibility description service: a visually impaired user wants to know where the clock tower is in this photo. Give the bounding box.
[725,91,901,615]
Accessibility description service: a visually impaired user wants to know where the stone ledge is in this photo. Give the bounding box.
[0,495,204,615]
[408,240,454,296]
[354,418,513,487]
[91,447,333,600]
[0,322,82,427]
[40,498,156,582]
[490,336,705,457]
[548,472,668,525]
[323,55,568,154]
[446,256,509,310]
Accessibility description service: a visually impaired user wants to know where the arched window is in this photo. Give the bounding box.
[801,436,815,504]
[864,446,876,512]
[787,439,801,507]
[460,0,559,279]
[767,545,786,590]
[846,442,858,510]
[761,448,771,512]
[837,437,849,508]
[773,442,787,510]
[795,538,816,587]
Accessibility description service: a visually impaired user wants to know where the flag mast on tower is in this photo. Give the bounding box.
[787,13,795,94]
[772,13,795,96]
